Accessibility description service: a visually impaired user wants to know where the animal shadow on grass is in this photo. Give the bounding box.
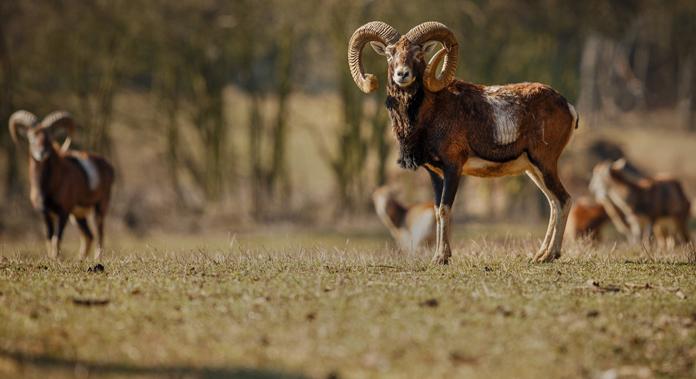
[0,348,308,379]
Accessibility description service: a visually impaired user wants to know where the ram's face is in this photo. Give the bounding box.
[26,129,51,162]
[371,38,438,88]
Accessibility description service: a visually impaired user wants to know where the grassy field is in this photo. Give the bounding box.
[1,225,695,379]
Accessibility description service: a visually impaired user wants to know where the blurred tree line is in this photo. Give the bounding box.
[1,0,694,223]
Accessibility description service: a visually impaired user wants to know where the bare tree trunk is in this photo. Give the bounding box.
[0,10,22,201]
[158,79,187,206]
[165,105,184,201]
[578,33,647,124]
[370,85,389,187]
[191,72,226,201]
[248,93,264,218]
[204,96,225,200]
[335,62,368,213]
[678,55,695,131]
[578,35,601,127]
[328,13,369,214]
[268,30,295,200]
[595,38,621,118]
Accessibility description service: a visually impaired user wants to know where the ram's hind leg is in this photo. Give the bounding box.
[49,213,69,259]
[95,211,105,260]
[94,200,109,260]
[526,170,557,261]
[677,217,691,246]
[526,164,571,262]
[73,217,93,259]
[43,211,56,258]
[543,168,571,260]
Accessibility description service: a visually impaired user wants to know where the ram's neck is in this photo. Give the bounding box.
[28,152,60,210]
[385,84,425,170]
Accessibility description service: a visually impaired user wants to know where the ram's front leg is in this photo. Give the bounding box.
[50,213,69,259]
[432,165,460,265]
[427,169,444,253]
[641,218,653,245]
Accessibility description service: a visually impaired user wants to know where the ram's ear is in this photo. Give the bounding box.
[421,40,439,54]
[370,41,388,56]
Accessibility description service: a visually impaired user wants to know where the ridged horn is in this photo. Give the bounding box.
[8,110,38,143]
[41,111,77,152]
[405,22,458,92]
[348,21,400,93]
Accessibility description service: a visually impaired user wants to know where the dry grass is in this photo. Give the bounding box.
[1,226,695,379]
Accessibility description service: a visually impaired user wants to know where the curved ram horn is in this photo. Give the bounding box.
[8,110,38,143]
[405,22,459,92]
[348,21,400,93]
[424,48,448,88]
[41,111,77,152]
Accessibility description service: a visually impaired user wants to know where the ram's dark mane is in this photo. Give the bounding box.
[386,84,425,170]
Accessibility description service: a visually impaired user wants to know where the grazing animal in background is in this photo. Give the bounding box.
[590,159,691,247]
[348,21,578,263]
[565,196,609,241]
[372,185,436,251]
[9,110,115,259]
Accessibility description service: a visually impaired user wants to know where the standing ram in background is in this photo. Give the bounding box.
[9,110,115,259]
[348,21,578,263]
[590,159,691,247]
[372,185,436,251]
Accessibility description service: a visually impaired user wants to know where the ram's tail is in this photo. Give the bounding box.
[568,103,579,129]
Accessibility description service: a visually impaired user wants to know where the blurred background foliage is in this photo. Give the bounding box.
[1,0,695,236]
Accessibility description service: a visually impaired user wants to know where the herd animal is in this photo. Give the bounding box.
[372,185,435,251]
[587,158,691,247]
[349,21,578,263]
[6,20,693,260]
[9,110,114,259]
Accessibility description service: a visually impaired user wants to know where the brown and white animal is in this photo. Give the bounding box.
[565,196,609,241]
[348,21,578,263]
[9,110,115,259]
[372,185,436,250]
[590,159,691,247]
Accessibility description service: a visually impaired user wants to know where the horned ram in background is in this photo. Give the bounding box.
[590,159,691,247]
[9,110,114,259]
[349,21,578,263]
[372,185,435,251]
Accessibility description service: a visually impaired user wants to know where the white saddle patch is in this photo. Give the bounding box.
[484,88,520,145]
[75,156,100,191]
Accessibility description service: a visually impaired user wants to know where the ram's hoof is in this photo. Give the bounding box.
[532,250,559,263]
[431,253,451,265]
